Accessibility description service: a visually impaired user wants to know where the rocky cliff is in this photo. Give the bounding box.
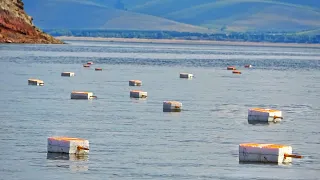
[0,0,63,44]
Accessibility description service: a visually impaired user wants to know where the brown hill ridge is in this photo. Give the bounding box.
[0,0,63,44]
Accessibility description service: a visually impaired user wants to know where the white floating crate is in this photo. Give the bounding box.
[61,72,75,77]
[47,137,89,155]
[163,101,182,112]
[180,73,193,79]
[248,108,283,123]
[28,78,44,86]
[129,80,142,86]
[71,91,96,99]
[239,143,303,163]
[130,90,147,98]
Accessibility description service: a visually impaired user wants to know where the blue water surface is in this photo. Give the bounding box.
[0,40,319,180]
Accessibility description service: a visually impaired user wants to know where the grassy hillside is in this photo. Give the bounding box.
[23,0,210,32]
[131,0,212,16]
[295,28,320,35]
[128,0,320,14]
[23,0,320,33]
[130,0,320,32]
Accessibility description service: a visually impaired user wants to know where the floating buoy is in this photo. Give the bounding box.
[244,65,252,68]
[130,90,147,98]
[129,80,142,86]
[163,101,182,112]
[87,61,93,65]
[180,73,193,79]
[248,108,283,123]
[232,70,241,74]
[47,137,89,155]
[227,66,236,70]
[28,78,44,86]
[61,72,75,77]
[239,143,302,163]
[71,91,97,100]
[95,68,102,71]
[83,64,90,68]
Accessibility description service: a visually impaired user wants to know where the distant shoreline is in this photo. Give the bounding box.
[56,36,320,48]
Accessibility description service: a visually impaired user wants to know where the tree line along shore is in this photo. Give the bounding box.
[46,29,320,45]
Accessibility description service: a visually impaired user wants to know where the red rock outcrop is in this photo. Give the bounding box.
[0,0,63,44]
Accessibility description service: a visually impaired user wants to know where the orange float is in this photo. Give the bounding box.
[232,70,241,74]
[227,66,236,70]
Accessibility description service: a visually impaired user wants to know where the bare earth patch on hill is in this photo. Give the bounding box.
[0,0,63,43]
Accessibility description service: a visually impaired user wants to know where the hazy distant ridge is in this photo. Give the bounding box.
[24,0,320,33]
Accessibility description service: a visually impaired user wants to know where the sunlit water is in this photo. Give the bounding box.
[0,40,319,180]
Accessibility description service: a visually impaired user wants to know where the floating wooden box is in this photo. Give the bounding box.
[61,72,75,77]
[180,73,193,78]
[71,91,96,99]
[47,137,89,155]
[129,80,142,86]
[130,90,147,98]
[232,70,242,74]
[227,66,236,70]
[163,101,182,112]
[28,79,44,86]
[239,143,301,163]
[248,108,283,123]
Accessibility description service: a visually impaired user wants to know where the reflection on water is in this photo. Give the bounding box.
[130,99,147,105]
[247,120,281,125]
[130,97,147,101]
[69,164,89,172]
[47,153,88,161]
[163,109,182,112]
[47,153,89,172]
[239,161,292,167]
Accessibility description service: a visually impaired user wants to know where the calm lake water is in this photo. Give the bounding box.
[0,40,319,180]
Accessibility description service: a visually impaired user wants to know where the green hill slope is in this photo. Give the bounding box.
[295,28,320,35]
[23,0,209,32]
[130,0,320,32]
[23,0,320,33]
